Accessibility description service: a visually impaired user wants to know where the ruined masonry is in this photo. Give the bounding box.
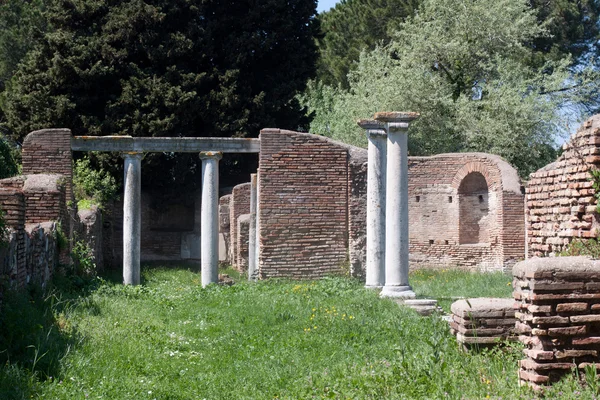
[514,257,600,390]
[527,115,600,256]
[0,129,96,292]
[450,298,517,347]
[225,127,525,278]
[1,116,528,288]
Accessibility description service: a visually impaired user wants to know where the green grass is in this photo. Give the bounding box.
[0,267,598,399]
[411,269,514,311]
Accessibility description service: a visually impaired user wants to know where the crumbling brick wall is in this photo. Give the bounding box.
[237,214,251,272]
[229,183,250,268]
[22,174,67,227]
[514,256,600,390]
[0,175,64,290]
[0,188,26,288]
[219,194,232,263]
[526,115,600,257]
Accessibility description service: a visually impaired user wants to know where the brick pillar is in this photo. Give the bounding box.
[514,257,600,390]
[22,129,73,203]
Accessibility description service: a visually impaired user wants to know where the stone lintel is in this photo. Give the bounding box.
[72,136,260,153]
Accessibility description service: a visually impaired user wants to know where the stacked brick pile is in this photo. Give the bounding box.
[450,298,517,347]
[526,115,600,257]
[514,256,600,390]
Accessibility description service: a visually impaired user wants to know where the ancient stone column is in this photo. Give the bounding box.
[248,173,258,281]
[358,119,387,289]
[199,151,222,287]
[122,152,143,285]
[375,111,420,298]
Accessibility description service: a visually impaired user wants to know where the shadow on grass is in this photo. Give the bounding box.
[0,269,97,399]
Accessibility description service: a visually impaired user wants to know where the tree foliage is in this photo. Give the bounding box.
[0,138,18,179]
[0,0,48,92]
[316,0,600,90]
[529,0,600,63]
[73,156,118,210]
[301,0,599,177]
[1,0,319,191]
[316,0,420,88]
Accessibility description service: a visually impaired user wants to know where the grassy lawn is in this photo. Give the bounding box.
[0,267,597,399]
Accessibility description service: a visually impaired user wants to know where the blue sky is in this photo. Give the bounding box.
[317,0,340,13]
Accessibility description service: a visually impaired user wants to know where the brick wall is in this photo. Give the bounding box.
[0,188,26,289]
[229,183,250,267]
[104,192,192,263]
[24,222,57,287]
[526,115,600,257]
[22,174,67,228]
[408,154,524,271]
[258,129,350,278]
[0,181,60,291]
[257,130,525,277]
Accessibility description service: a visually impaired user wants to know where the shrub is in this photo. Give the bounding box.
[0,137,19,179]
[73,157,118,210]
[560,237,600,259]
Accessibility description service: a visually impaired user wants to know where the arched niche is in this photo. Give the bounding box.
[458,172,490,244]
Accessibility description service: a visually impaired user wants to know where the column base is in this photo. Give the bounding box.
[380,285,416,299]
[365,284,383,290]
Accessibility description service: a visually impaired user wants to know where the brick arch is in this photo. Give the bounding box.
[457,171,491,244]
[451,161,501,192]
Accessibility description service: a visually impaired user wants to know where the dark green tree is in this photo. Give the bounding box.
[1,0,319,191]
[316,0,420,89]
[529,0,600,63]
[0,0,47,92]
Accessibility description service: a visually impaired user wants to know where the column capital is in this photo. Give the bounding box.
[357,119,387,139]
[374,112,420,132]
[122,151,143,159]
[199,151,223,160]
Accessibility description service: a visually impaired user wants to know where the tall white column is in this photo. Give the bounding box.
[375,112,420,298]
[199,151,222,287]
[358,119,387,289]
[248,173,258,280]
[122,152,143,285]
